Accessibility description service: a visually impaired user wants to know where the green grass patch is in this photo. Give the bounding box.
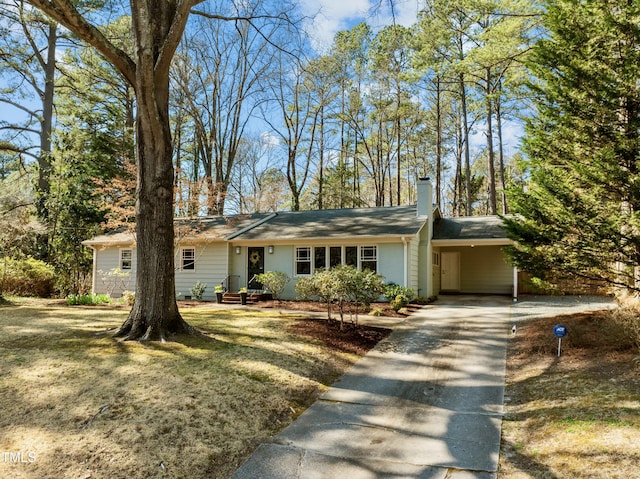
[66,293,112,305]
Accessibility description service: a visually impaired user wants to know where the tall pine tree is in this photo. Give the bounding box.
[504,0,640,292]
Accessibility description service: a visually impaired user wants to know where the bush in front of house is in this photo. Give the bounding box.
[390,293,410,312]
[295,265,384,328]
[255,271,289,301]
[383,283,415,302]
[190,281,207,300]
[0,256,56,297]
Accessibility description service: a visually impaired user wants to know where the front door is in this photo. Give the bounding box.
[441,252,460,292]
[247,247,264,290]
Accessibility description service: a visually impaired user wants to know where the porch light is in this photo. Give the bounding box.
[235,246,241,255]
[268,245,274,254]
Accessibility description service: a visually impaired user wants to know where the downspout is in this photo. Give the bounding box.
[91,246,97,295]
[402,236,409,287]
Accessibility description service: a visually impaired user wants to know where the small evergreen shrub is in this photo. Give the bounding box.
[255,271,289,300]
[190,281,207,300]
[383,283,415,302]
[390,293,409,312]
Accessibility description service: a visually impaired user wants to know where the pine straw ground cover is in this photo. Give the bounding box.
[0,298,389,479]
[499,309,640,479]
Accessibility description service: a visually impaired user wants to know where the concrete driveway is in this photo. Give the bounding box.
[230,295,614,479]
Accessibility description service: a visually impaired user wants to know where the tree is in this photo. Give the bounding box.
[26,0,200,340]
[504,0,640,293]
[0,1,61,253]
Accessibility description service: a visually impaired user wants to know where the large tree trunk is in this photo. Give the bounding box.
[114,0,195,341]
[26,0,201,341]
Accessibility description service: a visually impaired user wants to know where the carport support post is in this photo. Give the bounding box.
[513,267,518,302]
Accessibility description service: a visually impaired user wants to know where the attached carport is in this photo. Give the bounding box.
[432,216,517,298]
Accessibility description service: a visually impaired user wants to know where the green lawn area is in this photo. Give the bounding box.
[0,298,367,479]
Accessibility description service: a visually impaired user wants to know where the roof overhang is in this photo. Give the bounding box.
[431,238,513,247]
[231,234,419,244]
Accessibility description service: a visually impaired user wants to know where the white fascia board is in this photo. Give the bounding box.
[431,238,514,247]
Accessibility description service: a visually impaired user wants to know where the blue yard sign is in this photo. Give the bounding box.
[554,324,568,338]
[554,324,568,356]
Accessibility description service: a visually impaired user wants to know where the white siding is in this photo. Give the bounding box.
[93,247,136,297]
[93,243,230,300]
[175,243,229,301]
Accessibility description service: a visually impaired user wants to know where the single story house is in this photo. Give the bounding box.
[83,179,517,301]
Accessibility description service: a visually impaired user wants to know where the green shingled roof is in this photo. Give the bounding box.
[432,216,508,241]
[231,205,424,240]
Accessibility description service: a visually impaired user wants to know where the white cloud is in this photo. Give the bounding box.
[300,0,370,51]
[300,0,421,52]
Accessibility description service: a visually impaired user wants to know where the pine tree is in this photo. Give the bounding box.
[504,0,640,291]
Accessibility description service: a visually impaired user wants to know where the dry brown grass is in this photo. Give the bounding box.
[499,309,640,479]
[0,298,384,479]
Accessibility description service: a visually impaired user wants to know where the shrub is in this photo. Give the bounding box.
[255,271,290,300]
[0,257,56,297]
[383,283,415,302]
[122,290,135,306]
[67,293,112,305]
[295,265,383,327]
[390,293,409,312]
[190,281,207,300]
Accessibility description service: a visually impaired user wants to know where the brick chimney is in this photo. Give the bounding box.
[417,177,433,218]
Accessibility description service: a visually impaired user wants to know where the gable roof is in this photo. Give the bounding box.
[432,216,511,246]
[82,213,274,246]
[229,205,425,241]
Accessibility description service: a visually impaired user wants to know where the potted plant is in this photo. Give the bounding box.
[215,285,224,303]
[239,287,248,305]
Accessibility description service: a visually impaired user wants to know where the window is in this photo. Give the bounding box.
[314,247,326,270]
[297,245,378,274]
[360,246,377,272]
[345,246,358,267]
[433,252,440,267]
[295,247,311,275]
[181,247,195,271]
[329,246,342,268]
[120,249,132,271]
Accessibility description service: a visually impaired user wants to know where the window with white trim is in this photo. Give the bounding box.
[120,249,132,271]
[181,247,195,271]
[433,252,440,266]
[296,245,378,275]
[295,247,312,275]
[360,246,377,272]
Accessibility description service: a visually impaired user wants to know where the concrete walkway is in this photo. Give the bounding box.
[230,295,614,479]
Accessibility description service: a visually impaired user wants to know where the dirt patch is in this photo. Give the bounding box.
[288,317,391,356]
[254,299,423,318]
[499,310,640,479]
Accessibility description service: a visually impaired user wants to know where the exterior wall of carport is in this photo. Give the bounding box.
[438,245,513,295]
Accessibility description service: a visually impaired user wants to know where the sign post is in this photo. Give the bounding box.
[553,324,568,357]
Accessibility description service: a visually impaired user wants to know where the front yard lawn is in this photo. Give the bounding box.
[0,298,389,479]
